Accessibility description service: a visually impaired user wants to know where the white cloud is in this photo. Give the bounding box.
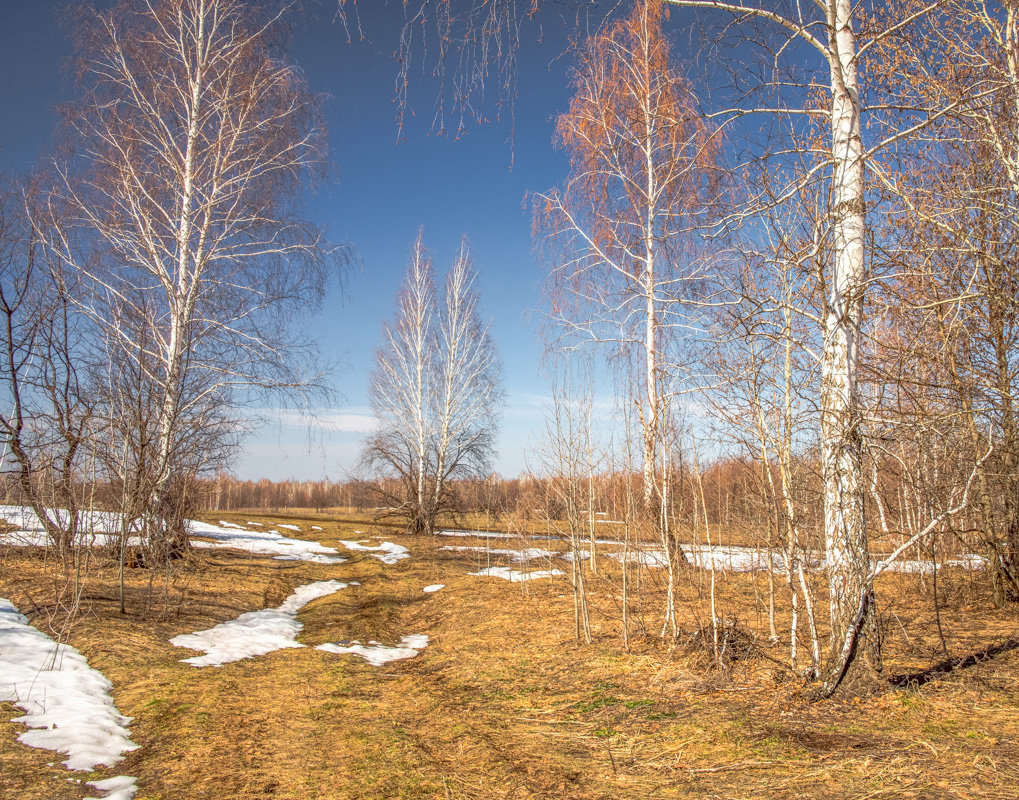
[275,408,379,434]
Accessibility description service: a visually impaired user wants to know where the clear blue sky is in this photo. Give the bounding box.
[0,0,704,481]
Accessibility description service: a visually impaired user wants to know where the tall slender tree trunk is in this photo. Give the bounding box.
[820,0,880,694]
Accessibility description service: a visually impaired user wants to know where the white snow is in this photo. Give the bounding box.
[170,580,347,667]
[0,598,139,771]
[85,775,139,800]
[437,529,518,540]
[423,584,445,593]
[340,540,410,564]
[316,634,428,666]
[469,567,564,582]
[0,504,144,549]
[246,521,264,526]
[560,550,592,561]
[217,520,244,529]
[311,525,323,531]
[278,524,301,531]
[188,521,346,564]
[440,544,554,563]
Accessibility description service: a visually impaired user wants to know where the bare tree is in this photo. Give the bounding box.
[536,0,719,534]
[363,232,502,533]
[0,182,94,562]
[45,0,340,552]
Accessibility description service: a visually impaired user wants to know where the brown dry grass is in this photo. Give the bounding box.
[2,510,1018,799]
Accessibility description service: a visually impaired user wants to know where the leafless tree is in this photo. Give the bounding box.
[535,0,720,541]
[362,232,502,533]
[0,182,95,563]
[44,0,341,553]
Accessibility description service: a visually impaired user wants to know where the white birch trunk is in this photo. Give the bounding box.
[821,0,878,691]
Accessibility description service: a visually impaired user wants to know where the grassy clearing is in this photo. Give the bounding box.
[2,510,1018,799]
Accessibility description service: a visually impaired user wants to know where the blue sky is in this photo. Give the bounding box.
[0,0,705,481]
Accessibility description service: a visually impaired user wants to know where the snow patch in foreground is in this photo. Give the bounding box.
[316,634,428,666]
[86,775,138,800]
[0,598,138,774]
[340,539,410,564]
[470,567,564,582]
[170,580,346,667]
[441,544,554,563]
[423,584,445,593]
[188,521,346,564]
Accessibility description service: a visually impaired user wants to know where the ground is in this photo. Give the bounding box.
[2,510,1018,799]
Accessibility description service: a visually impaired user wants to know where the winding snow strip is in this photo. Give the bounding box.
[470,567,564,582]
[170,580,347,667]
[441,544,554,563]
[316,634,428,665]
[217,520,245,529]
[0,598,138,772]
[340,539,410,564]
[188,521,346,564]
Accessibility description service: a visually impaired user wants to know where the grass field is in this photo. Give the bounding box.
[2,509,1019,799]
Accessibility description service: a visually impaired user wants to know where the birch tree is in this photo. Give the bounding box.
[536,0,719,535]
[363,233,502,534]
[656,0,965,695]
[46,0,337,550]
[867,0,1019,605]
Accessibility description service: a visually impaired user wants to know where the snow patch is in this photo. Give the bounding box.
[316,634,428,666]
[311,525,323,531]
[85,775,138,800]
[170,580,346,667]
[0,598,139,772]
[278,524,301,531]
[340,540,410,565]
[438,528,517,540]
[217,520,244,530]
[441,544,553,563]
[188,521,346,564]
[423,584,444,593]
[470,567,564,582]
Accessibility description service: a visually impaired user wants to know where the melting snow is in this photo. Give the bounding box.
[217,520,244,529]
[470,567,564,582]
[188,521,346,564]
[316,634,428,666]
[441,545,554,563]
[423,584,444,593]
[0,598,139,773]
[170,581,347,667]
[340,540,410,564]
[438,529,518,540]
[278,524,301,531]
[311,525,323,531]
[85,775,138,800]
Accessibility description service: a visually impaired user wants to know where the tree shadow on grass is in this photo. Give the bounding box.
[890,638,1019,688]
